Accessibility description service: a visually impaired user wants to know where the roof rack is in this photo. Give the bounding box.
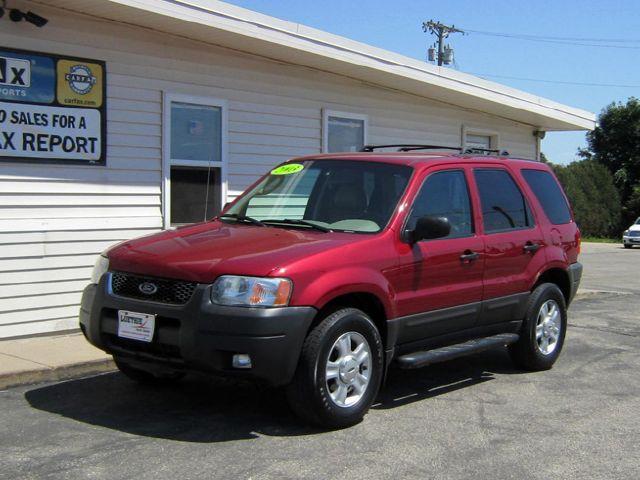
[464,147,510,156]
[360,144,462,153]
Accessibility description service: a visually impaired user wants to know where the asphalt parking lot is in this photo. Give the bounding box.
[1,242,638,480]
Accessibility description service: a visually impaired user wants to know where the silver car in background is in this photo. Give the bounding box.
[623,217,640,248]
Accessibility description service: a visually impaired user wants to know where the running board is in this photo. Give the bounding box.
[396,333,520,370]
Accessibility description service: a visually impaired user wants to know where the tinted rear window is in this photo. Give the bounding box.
[522,169,572,225]
[474,169,533,233]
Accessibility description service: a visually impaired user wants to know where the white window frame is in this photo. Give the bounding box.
[462,125,500,152]
[322,109,369,153]
[162,92,228,228]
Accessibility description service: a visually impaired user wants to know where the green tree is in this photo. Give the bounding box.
[551,159,621,238]
[581,97,640,227]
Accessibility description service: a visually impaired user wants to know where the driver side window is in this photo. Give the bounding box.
[406,170,474,238]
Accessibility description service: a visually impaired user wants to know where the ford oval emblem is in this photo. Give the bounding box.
[138,282,158,295]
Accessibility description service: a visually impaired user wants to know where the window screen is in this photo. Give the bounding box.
[474,169,533,233]
[327,115,365,153]
[170,166,221,225]
[466,134,492,150]
[522,169,571,225]
[406,170,473,238]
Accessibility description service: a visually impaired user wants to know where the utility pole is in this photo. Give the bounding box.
[422,20,464,66]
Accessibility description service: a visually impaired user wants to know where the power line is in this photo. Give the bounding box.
[464,28,640,43]
[467,71,640,88]
[465,28,640,49]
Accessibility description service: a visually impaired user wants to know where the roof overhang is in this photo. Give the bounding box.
[31,0,595,131]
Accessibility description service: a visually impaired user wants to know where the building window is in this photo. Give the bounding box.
[163,94,227,227]
[322,109,368,153]
[463,127,499,153]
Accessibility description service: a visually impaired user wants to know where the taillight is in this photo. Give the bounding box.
[576,230,581,254]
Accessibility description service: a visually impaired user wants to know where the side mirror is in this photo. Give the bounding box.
[408,215,451,243]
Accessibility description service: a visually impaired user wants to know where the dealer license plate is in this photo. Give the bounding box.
[117,310,155,343]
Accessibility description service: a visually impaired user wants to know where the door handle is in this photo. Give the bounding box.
[523,242,540,253]
[460,250,480,263]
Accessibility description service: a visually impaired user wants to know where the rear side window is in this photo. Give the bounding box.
[522,169,572,225]
[474,169,533,233]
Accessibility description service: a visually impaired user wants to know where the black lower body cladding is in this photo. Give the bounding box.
[567,262,583,305]
[79,274,317,386]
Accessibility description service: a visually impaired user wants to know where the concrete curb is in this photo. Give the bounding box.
[0,358,115,390]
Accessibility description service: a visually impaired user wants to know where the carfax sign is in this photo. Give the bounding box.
[0,48,106,164]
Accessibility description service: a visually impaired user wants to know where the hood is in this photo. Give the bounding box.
[628,224,640,232]
[106,220,361,283]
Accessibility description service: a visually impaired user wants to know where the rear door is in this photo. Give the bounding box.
[471,167,545,326]
[393,166,485,342]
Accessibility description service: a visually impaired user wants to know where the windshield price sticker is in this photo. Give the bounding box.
[271,163,304,175]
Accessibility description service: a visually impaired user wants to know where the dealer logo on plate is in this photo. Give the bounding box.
[64,64,97,95]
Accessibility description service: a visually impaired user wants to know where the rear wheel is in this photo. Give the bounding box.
[114,357,185,384]
[286,308,383,428]
[509,283,567,371]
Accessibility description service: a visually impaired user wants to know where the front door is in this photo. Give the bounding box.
[393,167,484,344]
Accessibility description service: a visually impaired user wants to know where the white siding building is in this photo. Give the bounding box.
[0,0,594,338]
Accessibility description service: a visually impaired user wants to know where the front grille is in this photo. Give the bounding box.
[628,231,640,237]
[110,272,197,304]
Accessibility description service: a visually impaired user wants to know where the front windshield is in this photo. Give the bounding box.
[636,217,640,225]
[224,160,412,233]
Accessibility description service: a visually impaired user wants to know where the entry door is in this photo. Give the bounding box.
[393,168,485,343]
[472,168,545,325]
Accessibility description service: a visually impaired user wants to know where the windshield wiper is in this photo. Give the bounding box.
[262,218,332,232]
[218,213,266,227]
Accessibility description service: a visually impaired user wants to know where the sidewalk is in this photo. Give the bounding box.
[0,332,114,390]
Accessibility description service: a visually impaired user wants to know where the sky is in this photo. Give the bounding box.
[224,0,639,164]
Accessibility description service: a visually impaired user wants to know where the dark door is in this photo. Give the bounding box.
[393,167,485,343]
[472,168,545,325]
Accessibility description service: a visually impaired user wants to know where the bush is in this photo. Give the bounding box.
[581,98,640,228]
[551,160,621,237]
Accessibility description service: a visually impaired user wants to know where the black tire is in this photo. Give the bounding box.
[114,357,185,385]
[509,283,567,371]
[286,308,384,428]
[624,243,632,249]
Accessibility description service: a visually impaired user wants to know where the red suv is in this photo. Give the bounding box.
[80,146,582,428]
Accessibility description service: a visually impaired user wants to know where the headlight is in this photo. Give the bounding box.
[211,275,292,307]
[90,255,109,284]
[623,230,630,236]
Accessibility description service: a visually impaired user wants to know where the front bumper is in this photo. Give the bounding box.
[567,262,583,305]
[623,235,640,244]
[79,273,316,386]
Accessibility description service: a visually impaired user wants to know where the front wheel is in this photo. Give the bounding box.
[509,283,567,371]
[624,243,632,249]
[286,308,384,428]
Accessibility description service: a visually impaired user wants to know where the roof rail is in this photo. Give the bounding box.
[360,144,462,152]
[464,147,510,156]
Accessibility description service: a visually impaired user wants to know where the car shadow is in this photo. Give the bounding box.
[24,349,522,443]
[374,349,522,410]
